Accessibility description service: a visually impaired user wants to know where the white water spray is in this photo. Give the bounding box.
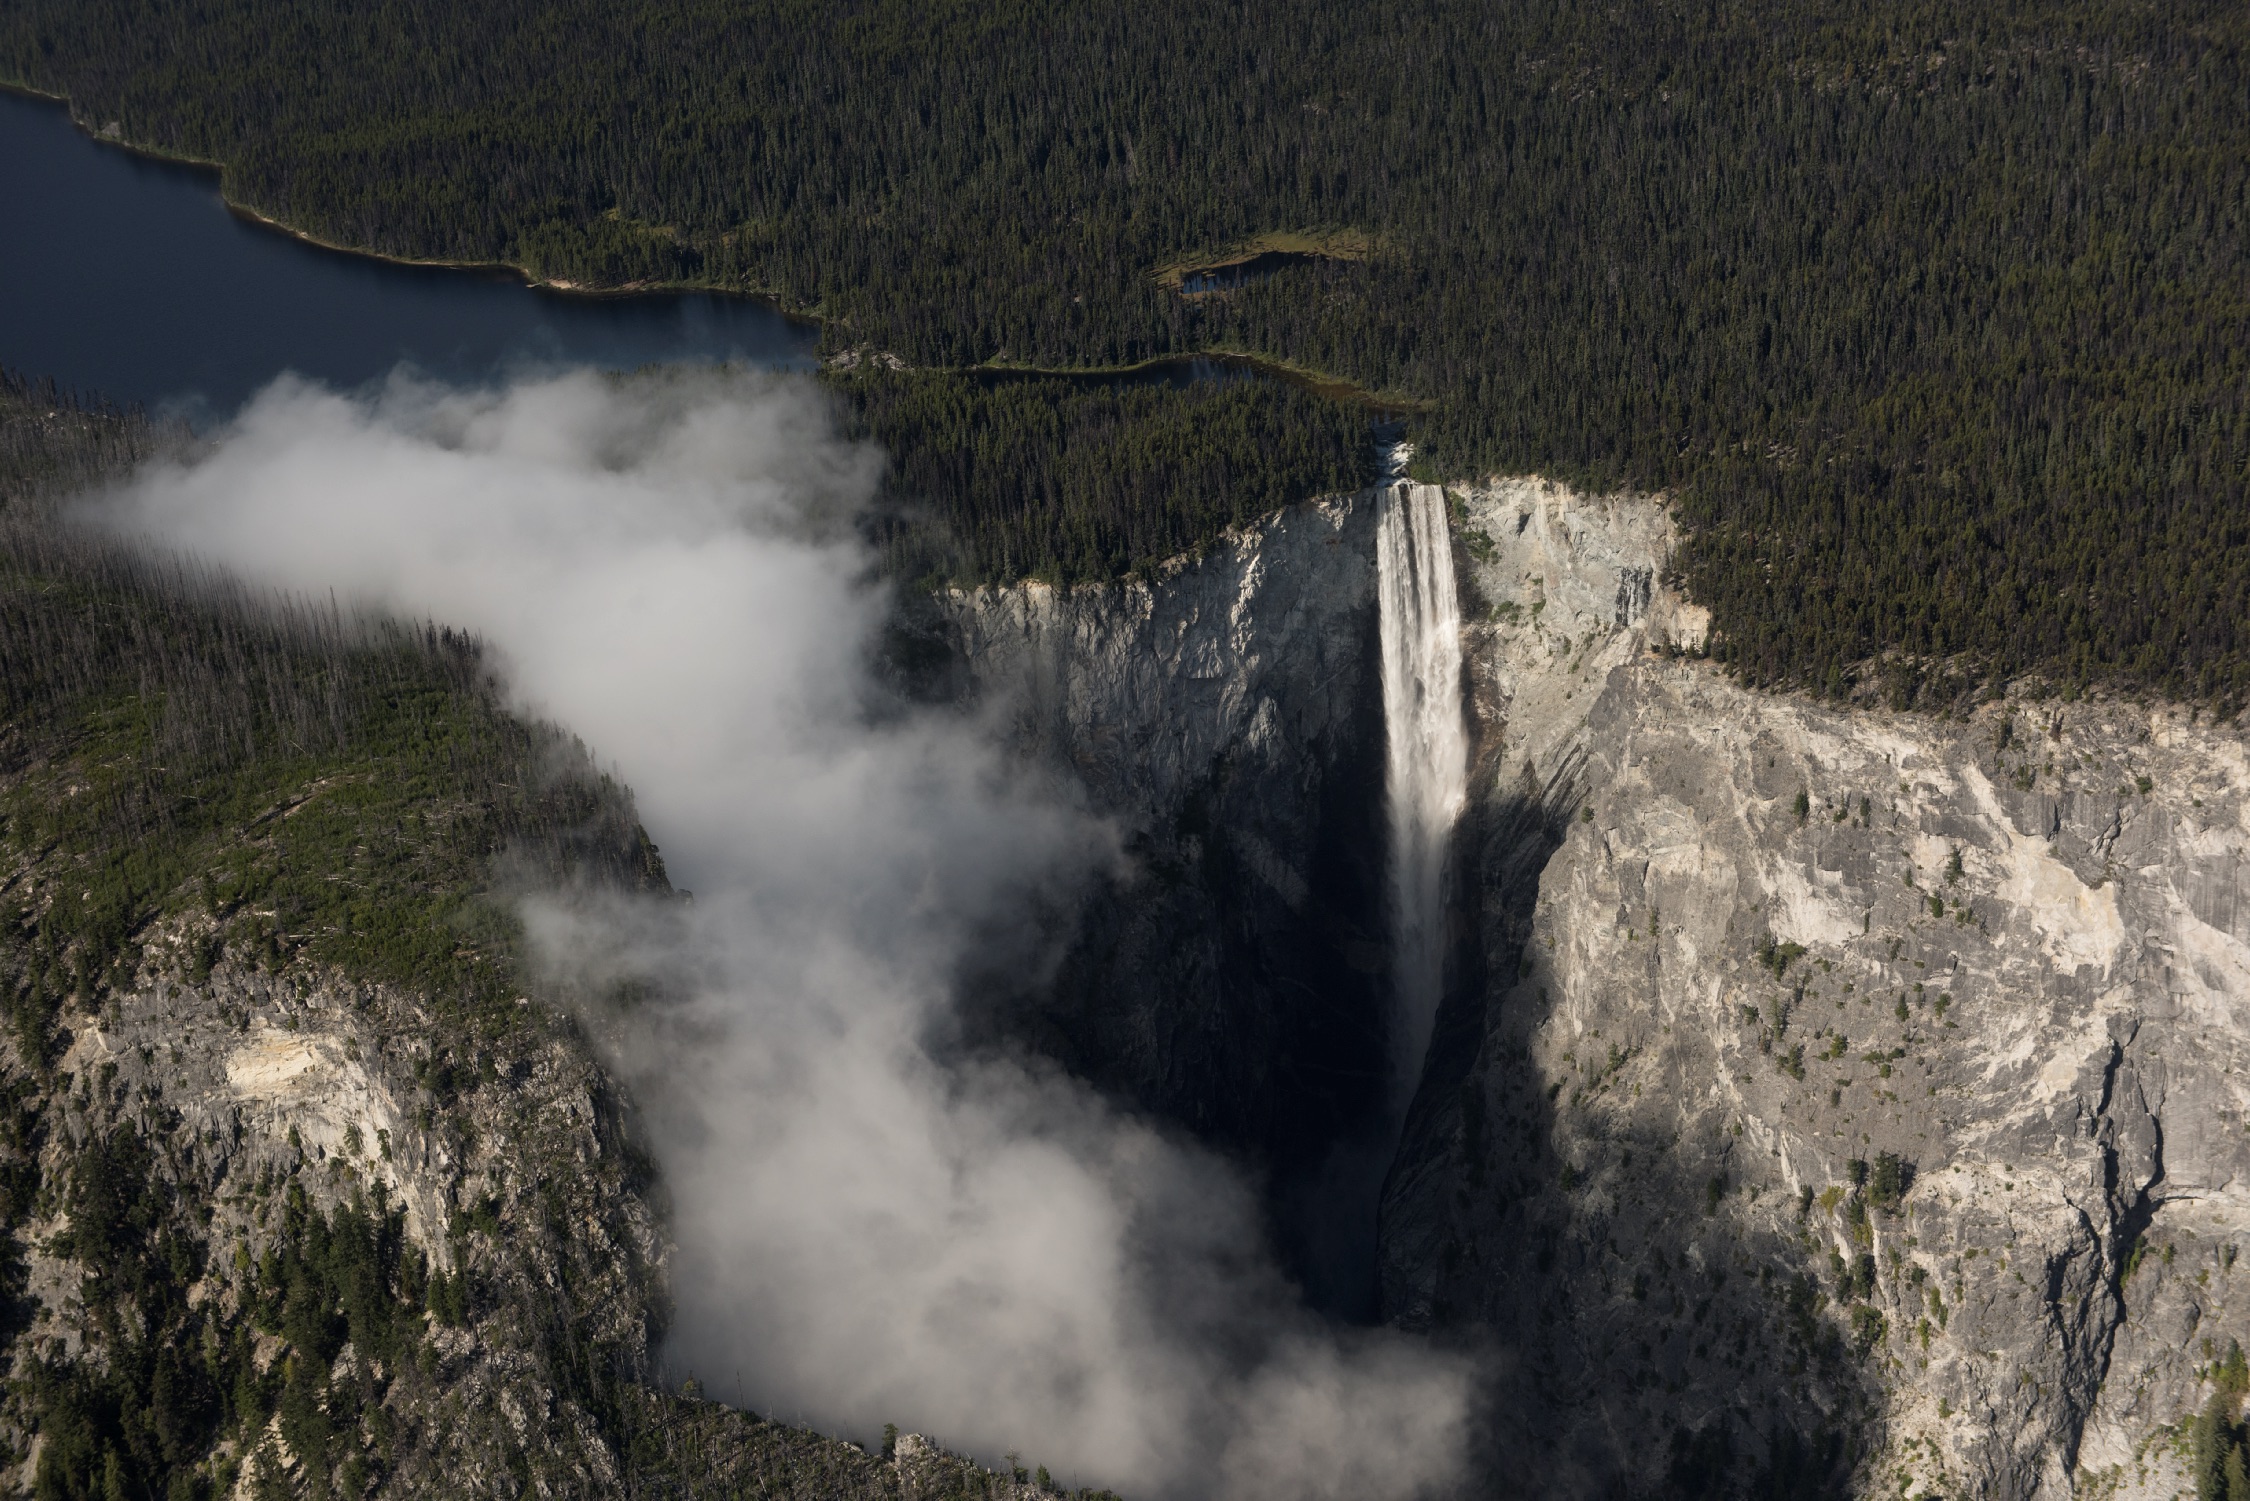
[1376,479,1469,1111]
[102,373,1477,1499]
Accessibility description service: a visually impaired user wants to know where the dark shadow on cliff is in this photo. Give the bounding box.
[1377,744,1872,1501]
[877,574,1881,1492]
[884,586,1400,1322]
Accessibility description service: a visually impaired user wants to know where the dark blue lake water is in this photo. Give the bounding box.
[0,89,816,424]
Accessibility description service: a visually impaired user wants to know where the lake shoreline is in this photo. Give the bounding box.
[1,77,1407,411]
[956,351,1421,412]
[0,77,816,322]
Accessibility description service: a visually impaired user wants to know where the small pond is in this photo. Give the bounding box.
[1176,250,1323,295]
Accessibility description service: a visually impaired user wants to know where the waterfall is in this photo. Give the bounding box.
[1376,479,1468,1113]
[1285,475,1469,1318]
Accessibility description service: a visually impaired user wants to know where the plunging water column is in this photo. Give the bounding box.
[1271,475,1470,1319]
[1376,479,1469,1115]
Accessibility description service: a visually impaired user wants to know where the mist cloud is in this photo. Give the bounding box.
[93,367,1472,1500]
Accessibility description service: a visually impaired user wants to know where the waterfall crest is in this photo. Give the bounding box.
[1376,480,1468,1113]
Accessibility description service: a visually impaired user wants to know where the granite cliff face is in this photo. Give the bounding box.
[949,476,2250,1500]
[0,712,1044,1499]
[933,494,1395,1300]
[8,954,662,1496]
[0,897,1077,1501]
[1388,476,2250,1501]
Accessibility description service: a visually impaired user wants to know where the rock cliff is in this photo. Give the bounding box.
[1415,477,2250,1500]
[0,894,1066,1500]
[10,952,660,1496]
[9,454,2234,1498]
[950,474,2250,1499]
[932,496,1396,1304]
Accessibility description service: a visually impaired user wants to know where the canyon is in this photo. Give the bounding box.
[4,9,2239,1486]
[7,451,2245,1499]
[938,473,2250,1500]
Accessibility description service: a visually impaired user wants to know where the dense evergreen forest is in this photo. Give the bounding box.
[0,376,661,1036]
[3,1,2247,703]
[831,368,1374,586]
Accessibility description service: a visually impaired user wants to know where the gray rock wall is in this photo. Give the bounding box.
[919,472,2250,1498]
[1382,477,2250,1500]
[3,942,663,1497]
[0,930,1026,1499]
[937,495,1394,1187]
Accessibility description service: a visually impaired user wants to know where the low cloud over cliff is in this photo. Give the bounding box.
[88,367,1469,1501]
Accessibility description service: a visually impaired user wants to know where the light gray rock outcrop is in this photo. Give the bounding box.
[1383,476,2250,1500]
[5,946,662,1498]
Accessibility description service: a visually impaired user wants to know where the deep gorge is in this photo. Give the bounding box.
[4,0,2249,1491]
[7,373,2250,1497]
[932,472,2250,1501]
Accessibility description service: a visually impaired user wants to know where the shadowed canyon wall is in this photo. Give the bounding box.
[928,495,1394,1313]
[943,474,2250,1501]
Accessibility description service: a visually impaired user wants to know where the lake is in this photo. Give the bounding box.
[0,88,1395,433]
[0,89,817,424]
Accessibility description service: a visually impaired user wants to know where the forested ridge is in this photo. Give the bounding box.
[0,376,662,1035]
[3,1,2247,702]
[0,372,645,1498]
[1,378,1101,1499]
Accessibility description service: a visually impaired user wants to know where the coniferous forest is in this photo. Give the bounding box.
[835,369,1376,586]
[3,1,2247,704]
[1,375,1082,1501]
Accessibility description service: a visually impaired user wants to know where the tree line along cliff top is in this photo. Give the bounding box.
[4,0,2247,707]
[3,376,1100,1500]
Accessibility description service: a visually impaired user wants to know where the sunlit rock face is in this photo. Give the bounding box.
[1387,476,2250,1501]
[9,954,665,1497]
[937,472,2250,1500]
